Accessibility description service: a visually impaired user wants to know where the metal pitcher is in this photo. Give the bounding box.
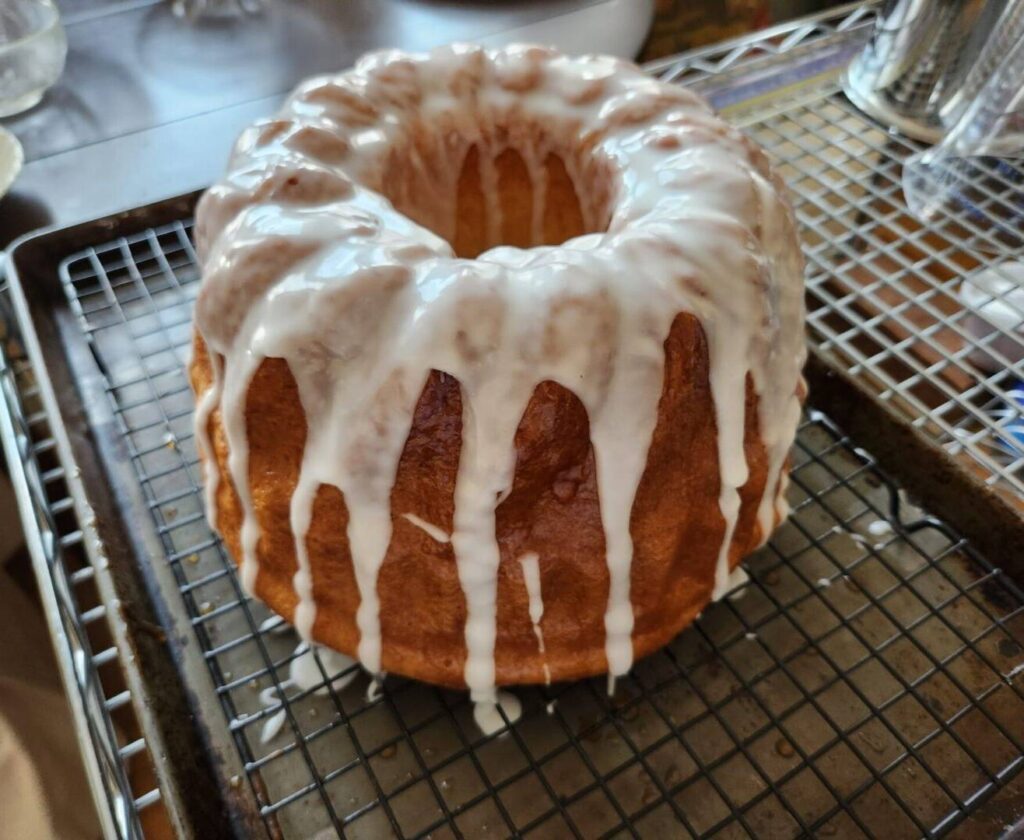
[844,0,1024,143]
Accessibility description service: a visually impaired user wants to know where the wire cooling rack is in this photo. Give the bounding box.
[653,0,1024,509]
[48,212,1024,838]
[0,6,886,836]
[0,273,166,838]
[716,57,1024,507]
[5,1,1024,836]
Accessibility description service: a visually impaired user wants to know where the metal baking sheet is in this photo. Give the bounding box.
[7,202,1024,837]
[0,275,166,838]
[2,2,1024,836]
[3,194,257,839]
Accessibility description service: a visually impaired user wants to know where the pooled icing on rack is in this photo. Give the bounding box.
[192,44,805,716]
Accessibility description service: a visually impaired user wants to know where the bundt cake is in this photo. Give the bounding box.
[189,44,806,727]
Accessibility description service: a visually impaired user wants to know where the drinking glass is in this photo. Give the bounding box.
[903,26,1024,253]
[0,0,67,118]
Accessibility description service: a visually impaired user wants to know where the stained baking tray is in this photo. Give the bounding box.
[2,2,1024,837]
[0,273,169,838]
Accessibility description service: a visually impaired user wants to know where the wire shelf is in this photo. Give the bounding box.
[48,184,1024,837]
[0,274,166,838]
[645,0,877,87]
[703,52,1024,506]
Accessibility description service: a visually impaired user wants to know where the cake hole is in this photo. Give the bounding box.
[379,136,613,258]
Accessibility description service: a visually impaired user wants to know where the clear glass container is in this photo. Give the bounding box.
[903,27,1024,253]
[0,0,67,118]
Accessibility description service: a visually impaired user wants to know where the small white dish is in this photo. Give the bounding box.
[0,126,24,200]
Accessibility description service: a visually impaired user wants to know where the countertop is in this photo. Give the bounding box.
[0,0,827,246]
[0,0,645,244]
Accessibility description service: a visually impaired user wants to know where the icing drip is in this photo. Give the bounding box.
[750,170,806,547]
[401,512,451,543]
[714,565,749,602]
[708,327,749,602]
[775,470,792,524]
[755,395,801,543]
[289,642,359,693]
[366,674,385,703]
[529,159,548,246]
[290,479,318,639]
[259,614,289,635]
[257,643,360,744]
[193,44,806,715]
[193,355,223,532]
[589,306,669,678]
[518,552,551,684]
[451,351,538,710]
[867,520,892,537]
[348,500,398,675]
[479,151,503,250]
[220,355,262,594]
[473,690,522,736]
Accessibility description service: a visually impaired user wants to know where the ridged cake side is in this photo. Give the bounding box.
[190,313,775,688]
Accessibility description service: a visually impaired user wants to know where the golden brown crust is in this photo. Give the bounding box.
[190,310,773,688]
[191,126,792,688]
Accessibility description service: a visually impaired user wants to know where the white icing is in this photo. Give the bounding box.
[219,355,262,594]
[258,686,281,707]
[366,674,385,703]
[401,512,451,543]
[256,643,360,744]
[714,564,750,602]
[290,642,360,694]
[260,710,287,744]
[258,614,290,635]
[193,45,805,714]
[290,480,318,639]
[473,689,522,736]
[867,519,892,537]
[727,566,750,601]
[193,355,222,531]
[518,551,551,684]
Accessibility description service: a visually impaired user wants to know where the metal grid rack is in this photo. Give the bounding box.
[718,57,1024,505]
[0,7,887,836]
[3,1,1024,836]
[655,0,1024,506]
[52,213,1024,837]
[645,0,877,85]
[0,274,165,838]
